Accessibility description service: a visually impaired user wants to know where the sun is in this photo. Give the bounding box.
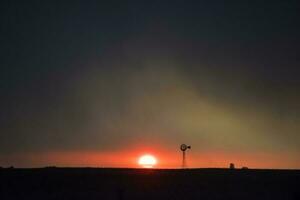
[138,154,157,168]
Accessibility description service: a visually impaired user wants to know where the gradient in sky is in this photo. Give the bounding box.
[0,1,300,168]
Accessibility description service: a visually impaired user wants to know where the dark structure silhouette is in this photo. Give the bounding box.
[180,144,191,168]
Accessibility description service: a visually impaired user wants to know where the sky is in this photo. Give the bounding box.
[0,1,300,169]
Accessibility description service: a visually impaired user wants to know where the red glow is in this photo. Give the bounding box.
[0,149,299,169]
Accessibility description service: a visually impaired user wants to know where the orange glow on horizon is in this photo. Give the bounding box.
[0,149,299,169]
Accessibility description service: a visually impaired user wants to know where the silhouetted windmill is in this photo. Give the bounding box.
[180,144,191,168]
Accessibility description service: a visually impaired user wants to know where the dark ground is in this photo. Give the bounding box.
[1,168,300,200]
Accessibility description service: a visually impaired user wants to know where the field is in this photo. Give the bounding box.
[1,168,300,200]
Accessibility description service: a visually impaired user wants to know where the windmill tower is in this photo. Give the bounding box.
[180,144,191,168]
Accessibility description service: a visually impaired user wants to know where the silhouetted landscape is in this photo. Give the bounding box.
[1,167,300,200]
[1,1,300,199]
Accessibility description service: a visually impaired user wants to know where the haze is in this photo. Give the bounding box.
[0,1,299,168]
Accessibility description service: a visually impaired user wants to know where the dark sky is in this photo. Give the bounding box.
[1,0,300,168]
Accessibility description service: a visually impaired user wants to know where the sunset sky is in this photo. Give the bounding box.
[1,1,300,169]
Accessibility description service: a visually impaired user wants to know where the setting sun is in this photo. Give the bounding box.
[138,154,157,168]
